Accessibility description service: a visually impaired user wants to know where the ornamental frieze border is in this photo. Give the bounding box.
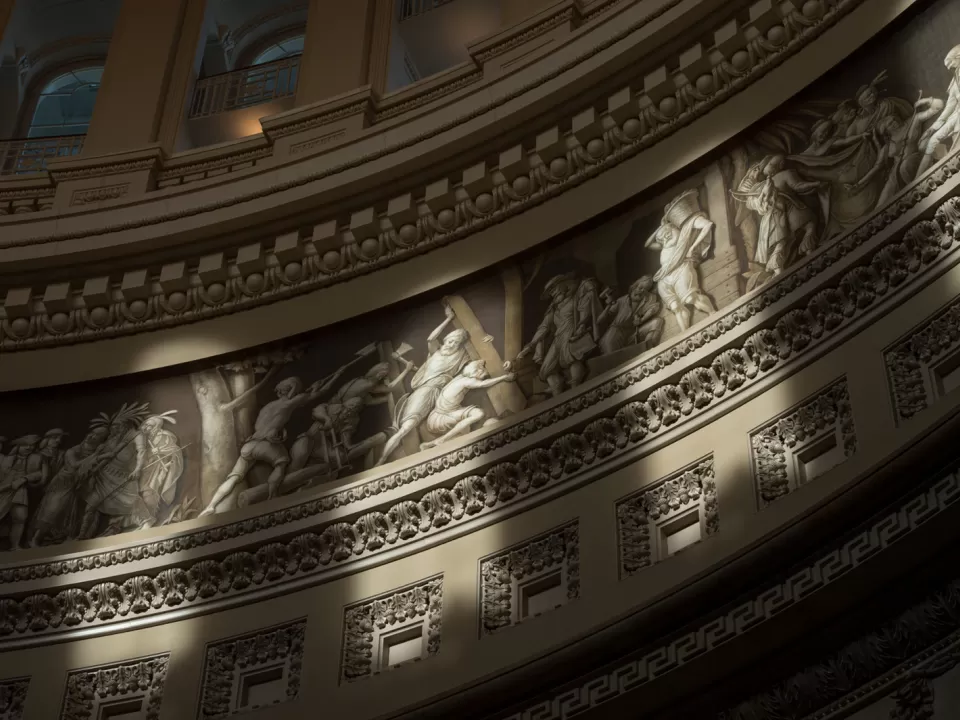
[0,0,864,350]
[494,469,960,720]
[0,168,958,646]
[1,153,958,588]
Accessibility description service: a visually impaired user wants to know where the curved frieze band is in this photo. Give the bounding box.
[494,467,960,720]
[0,0,868,352]
[0,0,957,647]
[1,176,959,647]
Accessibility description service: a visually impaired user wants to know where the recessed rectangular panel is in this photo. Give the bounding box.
[381,624,424,668]
[519,570,564,619]
[99,698,144,720]
[239,665,285,709]
[662,512,701,557]
[796,433,842,484]
[934,352,960,396]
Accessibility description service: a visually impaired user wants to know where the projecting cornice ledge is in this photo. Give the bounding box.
[1,144,959,650]
[0,0,906,380]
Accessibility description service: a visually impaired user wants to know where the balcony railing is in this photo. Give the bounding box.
[0,134,85,176]
[188,55,301,120]
[399,0,457,21]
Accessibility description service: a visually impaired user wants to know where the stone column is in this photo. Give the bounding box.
[82,0,202,157]
[499,0,552,27]
[296,0,393,106]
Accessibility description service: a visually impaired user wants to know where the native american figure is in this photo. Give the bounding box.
[419,360,517,451]
[516,273,605,396]
[732,155,828,284]
[644,190,716,331]
[133,412,184,528]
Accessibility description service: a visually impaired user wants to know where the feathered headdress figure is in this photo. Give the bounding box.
[90,401,152,431]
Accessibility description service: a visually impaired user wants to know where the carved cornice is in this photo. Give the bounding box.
[0,0,868,351]
[480,521,580,635]
[885,297,960,424]
[340,576,443,683]
[495,471,960,719]
[751,379,857,508]
[720,583,960,720]
[0,160,958,647]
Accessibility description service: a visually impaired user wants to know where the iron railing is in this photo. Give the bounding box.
[188,55,301,119]
[399,0,457,21]
[0,134,85,176]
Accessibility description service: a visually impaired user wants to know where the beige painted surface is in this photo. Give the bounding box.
[296,0,392,105]
[2,260,959,719]
[0,0,920,391]
[82,0,192,157]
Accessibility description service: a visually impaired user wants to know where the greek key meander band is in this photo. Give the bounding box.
[0,0,857,350]
[1,166,959,648]
[1,452,957,719]
[4,127,958,584]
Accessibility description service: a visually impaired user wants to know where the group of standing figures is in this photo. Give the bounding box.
[733,45,960,285]
[6,44,960,550]
[0,405,185,549]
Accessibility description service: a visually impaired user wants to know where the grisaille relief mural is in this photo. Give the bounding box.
[2,0,960,551]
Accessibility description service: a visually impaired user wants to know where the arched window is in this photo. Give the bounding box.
[251,35,304,66]
[27,67,103,138]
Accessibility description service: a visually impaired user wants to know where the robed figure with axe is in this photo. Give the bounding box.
[376,304,473,466]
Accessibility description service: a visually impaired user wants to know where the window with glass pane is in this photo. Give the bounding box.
[251,36,304,66]
[28,67,103,138]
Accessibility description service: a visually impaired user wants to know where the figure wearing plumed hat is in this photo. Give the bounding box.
[516,271,606,397]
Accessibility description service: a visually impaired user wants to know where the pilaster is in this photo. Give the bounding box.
[295,0,393,106]
[82,0,197,157]
[500,0,554,26]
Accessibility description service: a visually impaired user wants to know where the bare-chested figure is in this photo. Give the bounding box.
[420,361,516,451]
[199,371,347,516]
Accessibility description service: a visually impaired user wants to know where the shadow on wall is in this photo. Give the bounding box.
[15,0,960,717]
[5,0,960,556]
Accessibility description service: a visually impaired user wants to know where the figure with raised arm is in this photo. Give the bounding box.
[645,190,717,331]
[375,305,471,466]
[199,369,348,516]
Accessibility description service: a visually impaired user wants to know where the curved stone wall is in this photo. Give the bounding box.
[1,0,960,718]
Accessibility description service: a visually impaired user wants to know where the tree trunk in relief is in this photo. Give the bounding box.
[189,369,239,507]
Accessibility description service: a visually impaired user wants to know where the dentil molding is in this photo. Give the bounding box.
[0,0,867,353]
[0,154,959,648]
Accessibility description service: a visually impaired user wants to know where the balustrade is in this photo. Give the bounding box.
[0,134,84,176]
[188,55,301,120]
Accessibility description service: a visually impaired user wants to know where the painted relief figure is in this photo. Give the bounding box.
[0,401,189,549]
[597,277,663,355]
[727,50,960,290]
[645,189,716,331]
[7,7,960,553]
[420,360,517,451]
[732,155,828,283]
[516,273,605,396]
[376,305,472,465]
